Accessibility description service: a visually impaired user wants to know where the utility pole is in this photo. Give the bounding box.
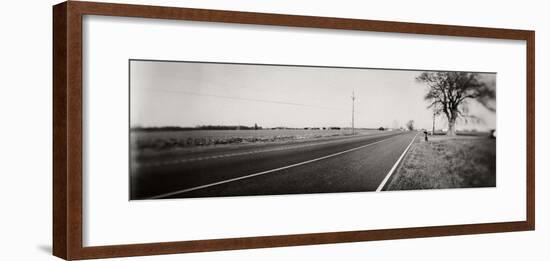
[351,91,356,135]
[432,109,436,135]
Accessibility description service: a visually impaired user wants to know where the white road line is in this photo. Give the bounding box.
[375,132,419,192]
[148,135,399,199]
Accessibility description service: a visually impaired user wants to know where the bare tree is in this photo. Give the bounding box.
[416,72,495,136]
[406,120,415,131]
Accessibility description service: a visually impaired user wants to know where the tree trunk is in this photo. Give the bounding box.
[447,117,457,136]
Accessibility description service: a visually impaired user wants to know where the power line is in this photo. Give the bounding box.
[138,88,349,112]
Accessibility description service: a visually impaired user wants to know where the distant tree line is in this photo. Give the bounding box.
[132,125,389,132]
[131,125,263,132]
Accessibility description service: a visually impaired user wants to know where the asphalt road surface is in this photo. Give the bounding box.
[130,131,418,200]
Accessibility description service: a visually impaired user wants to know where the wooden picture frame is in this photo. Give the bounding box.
[53,1,535,260]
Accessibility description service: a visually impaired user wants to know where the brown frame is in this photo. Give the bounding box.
[53,1,535,260]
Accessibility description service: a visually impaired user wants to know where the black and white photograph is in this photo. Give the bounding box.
[129,60,496,200]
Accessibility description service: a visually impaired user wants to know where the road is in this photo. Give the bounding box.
[130,131,418,200]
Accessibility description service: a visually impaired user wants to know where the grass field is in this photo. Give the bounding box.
[386,135,496,190]
[131,129,382,151]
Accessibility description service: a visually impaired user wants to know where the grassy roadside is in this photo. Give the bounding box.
[386,135,496,190]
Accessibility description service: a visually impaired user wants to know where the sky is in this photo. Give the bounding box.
[130,60,496,131]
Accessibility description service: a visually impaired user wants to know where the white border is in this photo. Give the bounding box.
[83,15,526,247]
